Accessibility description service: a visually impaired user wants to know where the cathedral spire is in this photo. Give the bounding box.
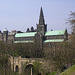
[39,7,45,25]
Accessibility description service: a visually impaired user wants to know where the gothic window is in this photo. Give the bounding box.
[25,37,27,40]
[46,35,64,40]
[22,38,24,41]
[20,38,21,41]
[39,27,42,31]
[38,26,42,31]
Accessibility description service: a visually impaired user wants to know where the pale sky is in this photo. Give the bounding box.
[0,0,75,33]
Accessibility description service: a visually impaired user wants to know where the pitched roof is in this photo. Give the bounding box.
[14,41,34,43]
[45,30,65,36]
[15,32,37,37]
[15,30,65,38]
[44,39,64,43]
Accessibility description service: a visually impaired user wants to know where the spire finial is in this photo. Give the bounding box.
[40,7,43,15]
[39,7,45,25]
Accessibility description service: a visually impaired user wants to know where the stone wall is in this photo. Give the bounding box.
[8,56,55,74]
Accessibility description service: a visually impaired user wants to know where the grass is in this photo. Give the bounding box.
[60,65,75,75]
[46,71,57,75]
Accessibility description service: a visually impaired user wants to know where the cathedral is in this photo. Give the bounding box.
[0,7,68,47]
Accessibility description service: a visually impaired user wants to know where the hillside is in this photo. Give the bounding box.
[60,65,75,75]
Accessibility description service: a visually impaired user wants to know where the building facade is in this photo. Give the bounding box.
[0,7,68,46]
[0,28,16,43]
[14,7,68,48]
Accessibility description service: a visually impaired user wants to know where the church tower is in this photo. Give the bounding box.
[37,7,47,35]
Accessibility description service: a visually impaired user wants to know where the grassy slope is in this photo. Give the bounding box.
[60,65,75,75]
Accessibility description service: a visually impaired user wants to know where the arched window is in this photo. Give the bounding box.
[15,65,18,72]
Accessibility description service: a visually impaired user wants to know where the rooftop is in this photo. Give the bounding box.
[15,30,65,38]
[15,32,37,37]
[45,30,65,36]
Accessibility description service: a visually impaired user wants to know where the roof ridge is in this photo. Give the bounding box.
[47,30,65,32]
[16,32,37,34]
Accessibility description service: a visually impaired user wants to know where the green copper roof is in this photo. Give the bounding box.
[15,32,37,37]
[44,39,64,43]
[15,30,65,38]
[45,30,65,36]
[14,41,34,43]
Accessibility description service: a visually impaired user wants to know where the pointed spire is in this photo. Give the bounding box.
[40,7,43,16]
[39,7,45,25]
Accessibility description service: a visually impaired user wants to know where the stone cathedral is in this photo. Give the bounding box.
[0,7,68,47]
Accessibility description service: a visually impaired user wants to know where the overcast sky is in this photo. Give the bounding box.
[0,0,75,33]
